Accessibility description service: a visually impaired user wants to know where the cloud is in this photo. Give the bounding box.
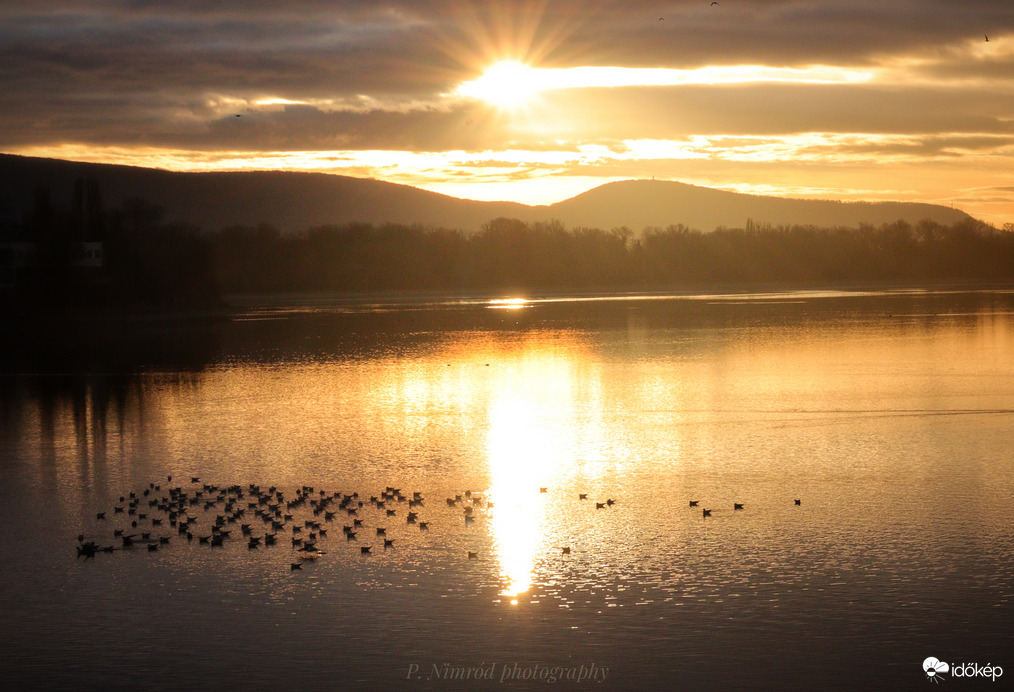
[2,1,1014,223]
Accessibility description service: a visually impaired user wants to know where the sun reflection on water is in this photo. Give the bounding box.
[486,395,557,598]
[487,298,529,310]
[483,342,584,600]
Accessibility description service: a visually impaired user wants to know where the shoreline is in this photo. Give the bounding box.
[4,277,1014,328]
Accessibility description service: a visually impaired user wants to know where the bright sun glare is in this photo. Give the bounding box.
[456,60,540,109]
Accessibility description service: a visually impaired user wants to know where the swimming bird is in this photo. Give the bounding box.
[540,487,548,493]
[376,527,386,536]
[561,546,571,555]
[794,499,801,506]
[579,493,588,500]
[419,522,429,530]
[689,500,699,507]
[290,562,302,570]
[702,508,712,517]
[384,538,395,547]
[361,546,372,554]
[468,551,478,559]
[606,499,615,506]
[734,503,744,510]
[96,512,106,520]
[596,502,606,509]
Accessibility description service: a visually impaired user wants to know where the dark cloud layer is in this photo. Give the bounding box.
[1,1,1013,160]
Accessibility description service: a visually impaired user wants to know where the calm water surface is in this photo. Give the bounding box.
[1,289,1013,691]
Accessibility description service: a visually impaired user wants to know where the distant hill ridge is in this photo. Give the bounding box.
[0,154,972,233]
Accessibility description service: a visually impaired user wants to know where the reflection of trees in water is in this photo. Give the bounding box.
[1,317,218,466]
[2,371,205,472]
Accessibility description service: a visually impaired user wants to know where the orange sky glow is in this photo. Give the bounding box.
[3,2,1013,226]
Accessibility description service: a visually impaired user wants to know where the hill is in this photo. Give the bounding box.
[0,154,973,233]
[548,179,971,231]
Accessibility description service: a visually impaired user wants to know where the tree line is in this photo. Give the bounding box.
[210,216,1014,293]
[5,183,1013,313]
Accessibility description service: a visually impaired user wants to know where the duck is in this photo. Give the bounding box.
[702,508,712,517]
[734,503,744,510]
[689,500,699,507]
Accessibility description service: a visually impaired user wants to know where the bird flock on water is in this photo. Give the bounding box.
[76,478,802,568]
[75,478,627,569]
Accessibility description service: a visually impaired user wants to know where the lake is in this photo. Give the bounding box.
[1,288,1012,690]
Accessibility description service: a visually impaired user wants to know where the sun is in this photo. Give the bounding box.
[456,60,542,110]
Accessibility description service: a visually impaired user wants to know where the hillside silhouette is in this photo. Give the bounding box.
[551,179,971,232]
[0,154,972,233]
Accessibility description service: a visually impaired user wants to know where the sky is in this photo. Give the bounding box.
[2,0,1013,226]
